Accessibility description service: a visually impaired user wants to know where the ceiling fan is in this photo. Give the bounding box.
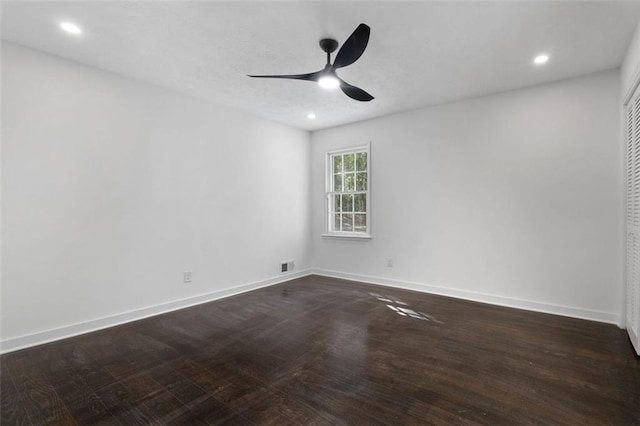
[248,24,374,102]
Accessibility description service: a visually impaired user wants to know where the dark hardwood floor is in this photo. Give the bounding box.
[1,275,639,425]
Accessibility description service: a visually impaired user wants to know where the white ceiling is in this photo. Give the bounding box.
[2,1,640,131]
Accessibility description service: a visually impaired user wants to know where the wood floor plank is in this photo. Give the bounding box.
[44,368,113,424]
[1,275,638,424]
[12,375,76,424]
[1,373,33,425]
[89,380,161,425]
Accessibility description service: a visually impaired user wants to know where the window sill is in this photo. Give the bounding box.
[321,233,372,240]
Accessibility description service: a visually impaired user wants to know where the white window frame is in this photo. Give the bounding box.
[323,143,371,239]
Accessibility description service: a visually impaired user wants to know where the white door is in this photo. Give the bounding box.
[625,88,640,355]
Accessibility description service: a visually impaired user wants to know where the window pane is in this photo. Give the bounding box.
[333,174,342,192]
[341,214,353,232]
[354,194,366,212]
[354,214,366,232]
[356,152,367,171]
[334,213,341,232]
[344,173,355,191]
[344,154,355,172]
[342,194,353,212]
[356,172,367,191]
[333,194,342,212]
[333,155,343,173]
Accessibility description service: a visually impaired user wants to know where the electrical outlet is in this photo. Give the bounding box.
[386,258,394,268]
[184,271,192,283]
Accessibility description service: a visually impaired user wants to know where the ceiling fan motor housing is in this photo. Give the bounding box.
[319,38,339,54]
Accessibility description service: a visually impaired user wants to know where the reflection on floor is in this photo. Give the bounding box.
[369,291,444,323]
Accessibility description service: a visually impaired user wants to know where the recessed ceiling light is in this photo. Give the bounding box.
[307,113,316,119]
[60,21,82,35]
[533,54,549,65]
[318,76,340,90]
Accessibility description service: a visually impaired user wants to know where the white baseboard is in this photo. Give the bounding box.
[626,317,640,355]
[2,268,621,354]
[312,268,621,325]
[0,269,312,354]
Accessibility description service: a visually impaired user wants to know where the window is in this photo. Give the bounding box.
[325,144,370,238]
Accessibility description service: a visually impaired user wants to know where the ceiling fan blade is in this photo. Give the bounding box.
[333,24,371,69]
[247,71,322,81]
[339,79,374,102]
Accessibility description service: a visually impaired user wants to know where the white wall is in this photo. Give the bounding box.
[1,42,311,351]
[311,69,623,324]
[622,20,640,98]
